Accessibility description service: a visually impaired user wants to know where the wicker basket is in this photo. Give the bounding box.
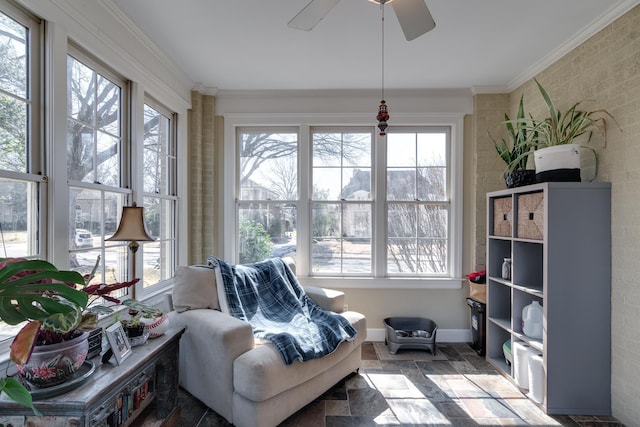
[517,192,544,240]
[493,197,512,237]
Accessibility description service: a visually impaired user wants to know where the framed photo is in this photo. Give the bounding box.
[106,321,132,365]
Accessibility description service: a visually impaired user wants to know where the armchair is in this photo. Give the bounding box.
[167,262,366,427]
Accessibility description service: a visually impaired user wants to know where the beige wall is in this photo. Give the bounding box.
[471,6,640,425]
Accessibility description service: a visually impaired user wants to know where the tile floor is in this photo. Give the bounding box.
[135,342,624,426]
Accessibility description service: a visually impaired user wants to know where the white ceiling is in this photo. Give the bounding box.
[111,0,638,93]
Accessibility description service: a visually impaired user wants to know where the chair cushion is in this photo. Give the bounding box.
[233,311,366,402]
[171,266,219,312]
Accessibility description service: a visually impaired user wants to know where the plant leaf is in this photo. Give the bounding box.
[0,377,41,416]
[9,321,40,364]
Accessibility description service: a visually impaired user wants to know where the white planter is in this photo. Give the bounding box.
[533,143,595,182]
[140,313,170,338]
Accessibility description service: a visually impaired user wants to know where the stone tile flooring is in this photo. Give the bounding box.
[135,342,624,426]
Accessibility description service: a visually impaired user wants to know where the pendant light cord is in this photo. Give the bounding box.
[380,3,385,101]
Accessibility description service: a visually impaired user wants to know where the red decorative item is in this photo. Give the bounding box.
[377,100,389,136]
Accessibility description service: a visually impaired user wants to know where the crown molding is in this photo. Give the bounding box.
[506,0,640,92]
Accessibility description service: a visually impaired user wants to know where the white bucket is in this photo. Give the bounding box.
[534,144,580,172]
[513,341,535,389]
[527,353,545,404]
[533,144,596,182]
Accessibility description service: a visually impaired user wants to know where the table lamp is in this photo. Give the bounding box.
[106,202,154,286]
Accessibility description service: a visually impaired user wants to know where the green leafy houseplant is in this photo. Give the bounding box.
[528,78,619,148]
[489,94,537,187]
[0,258,88,414]
[501,79,621,183]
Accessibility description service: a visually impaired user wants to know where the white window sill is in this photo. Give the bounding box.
[297,276,464,290]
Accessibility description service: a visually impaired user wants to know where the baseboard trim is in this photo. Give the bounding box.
[367,328,472,343]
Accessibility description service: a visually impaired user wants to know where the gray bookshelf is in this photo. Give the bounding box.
[486,182,611,415]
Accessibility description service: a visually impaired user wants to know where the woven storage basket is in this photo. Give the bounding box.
[493,197,512,237]
[517,192,544,240]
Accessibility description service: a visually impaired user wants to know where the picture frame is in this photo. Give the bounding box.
[106,321,132,365]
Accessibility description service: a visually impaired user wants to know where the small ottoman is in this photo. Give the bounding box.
[384,317,438,355]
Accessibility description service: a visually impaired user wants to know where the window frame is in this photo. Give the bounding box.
[139,96,178,296]
[66,44,133,297]
[0,0,44,349]
[224,113,464,289]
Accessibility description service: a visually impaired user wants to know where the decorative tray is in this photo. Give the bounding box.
[16,361,96,400]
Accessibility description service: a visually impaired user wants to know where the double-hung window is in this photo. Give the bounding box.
[141,99,177,291]
[233,117,461,287]
[237,127,298,264]
[0,2,42,341]
[66,46,130,291]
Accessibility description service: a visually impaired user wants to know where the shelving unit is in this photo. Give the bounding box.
[486,182,611,415]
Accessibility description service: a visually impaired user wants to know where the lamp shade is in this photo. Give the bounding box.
[106,205,154,242]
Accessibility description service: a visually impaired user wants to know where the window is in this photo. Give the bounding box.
[237,128,298,264]
[386,128,450,275]
[311,128,373,274]
[66,47,130,292]
[142,100,177,290]
[0,2,42,340]
[232,118,462,287]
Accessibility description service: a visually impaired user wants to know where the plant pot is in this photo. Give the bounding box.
[504,170,536,188]
[140,313,170,338]
[533,144,586,183]
[17,330,89,388]
[123,323,146,338]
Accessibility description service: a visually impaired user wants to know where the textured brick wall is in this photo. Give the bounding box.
[472,5,640,424]
[188,91,216,264]
[467,93,510,271]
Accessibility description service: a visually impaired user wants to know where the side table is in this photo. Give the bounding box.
[0,327,185,427]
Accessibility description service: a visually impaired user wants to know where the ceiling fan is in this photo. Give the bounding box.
[288,0,436,41]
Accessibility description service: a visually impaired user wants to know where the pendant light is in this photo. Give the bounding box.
[375,0,390,136]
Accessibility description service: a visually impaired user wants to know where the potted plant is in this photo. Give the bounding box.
[489,94,537,188]
[122,299,170,339]
[78,256,140,358]
[520,79,620,182]
[0,258,89,414]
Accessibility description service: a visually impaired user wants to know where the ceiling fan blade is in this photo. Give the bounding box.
[288,0,342,31]
[392,0,436,41]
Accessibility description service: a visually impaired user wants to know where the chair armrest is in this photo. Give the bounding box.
[169,309,254,419]
[303,286,345,313]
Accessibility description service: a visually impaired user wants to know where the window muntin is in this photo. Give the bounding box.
[237,128,298,264]
[67,48,129,293]
[142,101,177,289]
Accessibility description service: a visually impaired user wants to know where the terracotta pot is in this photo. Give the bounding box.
[17,330,89,388]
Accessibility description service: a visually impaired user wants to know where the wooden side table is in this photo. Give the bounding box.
[0,327,185,427]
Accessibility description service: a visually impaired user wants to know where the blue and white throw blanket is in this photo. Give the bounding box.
[207,256,357,365]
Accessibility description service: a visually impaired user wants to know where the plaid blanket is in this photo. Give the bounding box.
[207,256,357,365]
